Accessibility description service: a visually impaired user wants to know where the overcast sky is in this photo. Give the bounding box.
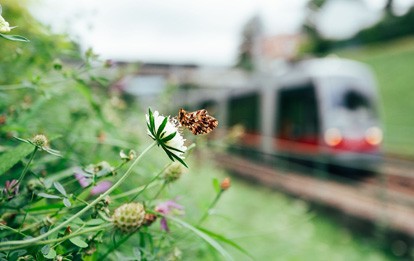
[31,0,414,66]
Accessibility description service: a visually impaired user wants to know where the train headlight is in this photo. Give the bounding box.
[365,126,383,145]
[324,128,342,147]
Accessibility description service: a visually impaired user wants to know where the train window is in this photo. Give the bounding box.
[343,89,370,111]
[227,93,260,132]
[275,84,319,143]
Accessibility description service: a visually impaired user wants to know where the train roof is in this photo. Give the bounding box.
[276,57,374,83]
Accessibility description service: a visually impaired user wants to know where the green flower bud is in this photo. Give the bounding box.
[112,202,146,233]
[163,162,186,183]
[32,134,48,148]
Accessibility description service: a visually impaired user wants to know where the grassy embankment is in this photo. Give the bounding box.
[162,156,396,260]
[339,37,414,156]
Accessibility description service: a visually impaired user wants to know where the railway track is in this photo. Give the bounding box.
[214,152,414,237]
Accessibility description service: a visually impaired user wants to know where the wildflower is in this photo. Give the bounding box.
[112,202,146,233]
[155,200,184,232]
[0,15,12,33]
[90,181,112,195]
[74,171,91,188]
[220,177,231,191]
[74,162,114,195]
[163,162,187,183]
[3,179,19,200]
[32,134,48,148]
[119,149,136,162]
[15,134,62,157]
[74,171,112,195]
[146,108,188,167]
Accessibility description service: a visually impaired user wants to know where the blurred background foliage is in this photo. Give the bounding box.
[302,0,414,54]
[0,0,79,84]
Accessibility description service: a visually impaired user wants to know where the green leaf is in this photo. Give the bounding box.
[156,116,168,138]
[0,143,34,175]
[163,144,185,153]
[25,203,64,212]
[44,248,56,259]
[148,108,155,133]
[53,181,67,196]
[0,33,30,42]
[168,216,233,260]
[9,250,27,260]
[167,151,188,168]
[197,227,253,260]
[37,192,61,199]
[85,219,105,226]
[69,237,88,248]
[161,131,176,142]
[63,197,71,207]
[212,178,220,194]
[41,244,50,255]
[43,147,62,157]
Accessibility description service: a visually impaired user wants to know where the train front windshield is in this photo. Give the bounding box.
[328,89,376,126]
[322,77,381,151]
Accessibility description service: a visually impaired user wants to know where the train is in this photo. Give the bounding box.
[176,57,383,173]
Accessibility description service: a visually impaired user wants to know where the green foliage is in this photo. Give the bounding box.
[0,33,29,42]
[0,1,79,85]
[0,3,238,259]
[302,3,414,54]
[0,143,33,175]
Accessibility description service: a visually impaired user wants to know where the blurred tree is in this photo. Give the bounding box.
[235,15,262,71]
[300,0,331,54]
[385,0,394,16]
[301,0,414,54]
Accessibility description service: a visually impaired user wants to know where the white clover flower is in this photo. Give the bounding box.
[146,108,188,167]
[0,15,12,33]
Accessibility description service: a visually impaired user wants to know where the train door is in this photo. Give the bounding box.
[275,83,320,158]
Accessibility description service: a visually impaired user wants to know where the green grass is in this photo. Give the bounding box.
[166,158,395,261]
[337,37,414,155]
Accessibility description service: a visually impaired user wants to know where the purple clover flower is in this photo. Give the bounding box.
[74,168,112,196]
[3,179,19,200]
[74,172,91,188]
[90,181,112,195]
[155,200,184,232]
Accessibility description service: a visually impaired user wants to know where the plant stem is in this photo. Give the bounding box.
[152,182,166,200]
[0,223,113,252]
[128,163,170,202]
[198,190,223,226]
[0,142,156,250]
[17,147,38,185]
